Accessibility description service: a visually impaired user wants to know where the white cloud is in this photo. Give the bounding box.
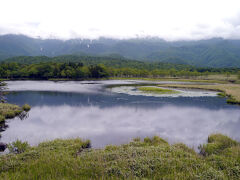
[0,0,240,40]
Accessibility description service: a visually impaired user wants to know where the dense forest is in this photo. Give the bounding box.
[1,55,240,79]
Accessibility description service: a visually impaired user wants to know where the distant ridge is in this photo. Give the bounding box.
[1,34,240,68]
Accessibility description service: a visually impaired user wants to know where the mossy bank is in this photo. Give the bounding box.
[0,103,31,122]
[0,134,239,179]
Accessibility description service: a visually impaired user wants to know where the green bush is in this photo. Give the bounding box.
[143,136,168,146]
[199,134,238,156]
[133,137,141,142]
[227,98,240,104]
[105,145,118,151]
[0,115,5,122]
[0,103,23,120]
[217,92,226,97]
[221,145,240,158]
[81,139,91,149]
[8,140,30,154]
[22,104,31,111]
[4,111,16,118]
[173,143,196,154]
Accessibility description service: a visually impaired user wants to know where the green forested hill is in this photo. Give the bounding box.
[3,55,194,70]
[1,34,240,67]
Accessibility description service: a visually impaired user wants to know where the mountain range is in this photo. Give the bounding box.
[1,34,240,68]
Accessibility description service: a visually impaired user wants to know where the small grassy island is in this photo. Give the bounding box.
[138,86,179,94]
[0,103,31,122]
[0,134,239,179]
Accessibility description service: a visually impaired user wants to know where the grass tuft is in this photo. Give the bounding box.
[138,86,179,94]
[8,140,30,154]
[22,104,31,111]
[199,133,238,156]
[0,114,5,122]
[217,92,227,97]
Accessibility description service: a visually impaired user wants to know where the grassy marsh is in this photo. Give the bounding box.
[110,74,240,84]
[0,134,239,179]
[138,86,179,94]
[158,83,240,104]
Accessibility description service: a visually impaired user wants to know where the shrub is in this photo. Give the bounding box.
[133,137,141,142]
[144,136,168,146]
[199,134,238,156]
[8,140,30,154]
[0,115,5,122]
[217,92,226,97]
[227,98,239,104]
[22,104,31,111]
[143,137,152,144]
[173,143,196,154]
[81,139,91,149]
[105,145,118,151]
[4,111,16,118]
[221,145,240,158]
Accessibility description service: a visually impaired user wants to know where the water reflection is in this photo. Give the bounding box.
[1,105,240,148]
[1,80,240,149]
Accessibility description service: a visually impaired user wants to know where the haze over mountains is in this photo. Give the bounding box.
[1,34,240,68]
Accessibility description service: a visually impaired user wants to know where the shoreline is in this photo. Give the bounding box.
[4,78,240,104]
[1,76,239,84]
[158,84,240,105]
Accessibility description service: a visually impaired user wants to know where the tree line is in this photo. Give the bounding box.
[0,61,240,80]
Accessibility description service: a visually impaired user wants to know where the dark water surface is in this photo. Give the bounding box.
[2,80,240,148]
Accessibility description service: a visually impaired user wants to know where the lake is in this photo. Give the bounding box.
[2,80,240,149]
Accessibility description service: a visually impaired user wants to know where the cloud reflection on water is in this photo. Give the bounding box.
[2,105,240,148]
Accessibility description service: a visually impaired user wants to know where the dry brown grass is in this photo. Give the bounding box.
[158,83,240,103]
[202,74,238,81]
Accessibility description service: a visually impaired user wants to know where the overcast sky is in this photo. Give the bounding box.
[1,0,240,41]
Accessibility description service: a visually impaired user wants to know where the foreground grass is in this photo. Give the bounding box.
[0,103,31,122]
[158,83,240,104]
[0,134,239,179]
[138,86,179,94]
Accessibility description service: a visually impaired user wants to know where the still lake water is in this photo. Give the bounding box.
[2,80,240,148]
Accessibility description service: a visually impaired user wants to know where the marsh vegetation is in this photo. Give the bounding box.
[138,86,179,94]
[158,83,240,105]
[0,103,31,123]
[0,134,239,179]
